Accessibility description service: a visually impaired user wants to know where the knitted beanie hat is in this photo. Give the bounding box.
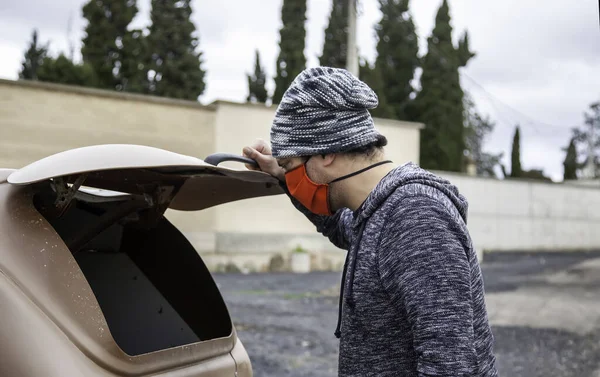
[270,66,382,159]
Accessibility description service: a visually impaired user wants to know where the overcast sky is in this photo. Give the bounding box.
[1,0,599,180]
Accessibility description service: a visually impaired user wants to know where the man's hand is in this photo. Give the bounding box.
[242,139,285,182]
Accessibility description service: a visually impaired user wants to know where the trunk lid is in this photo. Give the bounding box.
[7,144,283,211]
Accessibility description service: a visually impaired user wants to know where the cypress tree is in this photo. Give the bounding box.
[19,29,49,80]
[247,50,269,104]
[319,0,348,69]
[457,31,476,67]
[359,60,395,119]
[146,0,206,100]
[273,0,307,104]
[81,0,139,90]
[510,125,522,178]
[563,137,578,180]
[374,0,419,120]
[118,28,149,93]
[412,0,474,172]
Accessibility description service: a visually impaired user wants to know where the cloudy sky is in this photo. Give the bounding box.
[1,0,599,180]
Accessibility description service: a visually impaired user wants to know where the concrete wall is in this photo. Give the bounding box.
[0,79,217,167]
[436,172,600,252]
[372,117,421,165]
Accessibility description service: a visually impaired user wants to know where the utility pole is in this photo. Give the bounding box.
[346,0,359,77]
[583,120,596,178]
[67,11,74,61]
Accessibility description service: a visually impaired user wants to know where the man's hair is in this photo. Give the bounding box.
[343,134,388,160]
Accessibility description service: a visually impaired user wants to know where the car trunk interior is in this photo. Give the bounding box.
[32,180,233,356]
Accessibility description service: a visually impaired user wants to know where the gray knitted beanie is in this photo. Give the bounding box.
[270,66,382,159]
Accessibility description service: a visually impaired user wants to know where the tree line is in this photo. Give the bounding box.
[504,99,599,182]
[18,0,599,181]
[20,0,205,100]
[470,103,599,183]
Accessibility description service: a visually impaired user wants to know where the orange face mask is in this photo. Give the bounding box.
[284,159,393,216]
[285,163,332,215]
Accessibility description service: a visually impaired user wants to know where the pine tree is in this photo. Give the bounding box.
[319,0,348,69]
[146,0,206,100]
[374,0,419,120]
[563,137,578,180]
[359,60,395,119]
[273,0,307,104]
[81,0,139,90]
[19,29,49,80]
[510,125,522,178]
[247,50,269,104]
[412,0,474,172]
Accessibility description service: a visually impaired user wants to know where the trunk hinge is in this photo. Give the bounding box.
[52,174,87,216]
[135,184,178,228]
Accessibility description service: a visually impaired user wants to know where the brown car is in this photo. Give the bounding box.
[0,144,283,377]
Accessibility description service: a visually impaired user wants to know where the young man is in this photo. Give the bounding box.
[243,67,498,377]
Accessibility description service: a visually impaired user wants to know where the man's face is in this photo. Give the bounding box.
[277,155,333,185]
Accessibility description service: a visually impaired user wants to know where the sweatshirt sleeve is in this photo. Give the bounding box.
[279,181,353,250]
[377,195,477,377]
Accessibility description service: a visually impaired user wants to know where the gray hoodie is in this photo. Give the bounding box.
[282,162,498,377]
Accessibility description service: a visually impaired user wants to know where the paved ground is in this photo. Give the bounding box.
[213,251,600,377]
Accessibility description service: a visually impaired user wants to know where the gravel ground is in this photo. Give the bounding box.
[213,251,600,377]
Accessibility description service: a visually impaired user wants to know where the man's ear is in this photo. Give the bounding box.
[322,153,336,167]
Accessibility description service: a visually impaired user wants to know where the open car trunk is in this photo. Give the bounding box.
[7,144,283,358]
[36,192,229,356]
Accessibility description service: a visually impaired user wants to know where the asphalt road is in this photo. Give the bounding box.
[213,251,600,377]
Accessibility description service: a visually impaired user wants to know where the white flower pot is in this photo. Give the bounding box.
[291,252,311,273]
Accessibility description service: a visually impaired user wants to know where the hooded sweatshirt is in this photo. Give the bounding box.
[282,162,498,377]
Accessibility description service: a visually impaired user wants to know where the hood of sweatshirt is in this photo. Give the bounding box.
[352,162,469,229]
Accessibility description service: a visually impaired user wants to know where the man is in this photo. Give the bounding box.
[243,67,498,376]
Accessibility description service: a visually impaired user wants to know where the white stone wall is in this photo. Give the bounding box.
[436,172,600,253]
[205,173,600,270]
